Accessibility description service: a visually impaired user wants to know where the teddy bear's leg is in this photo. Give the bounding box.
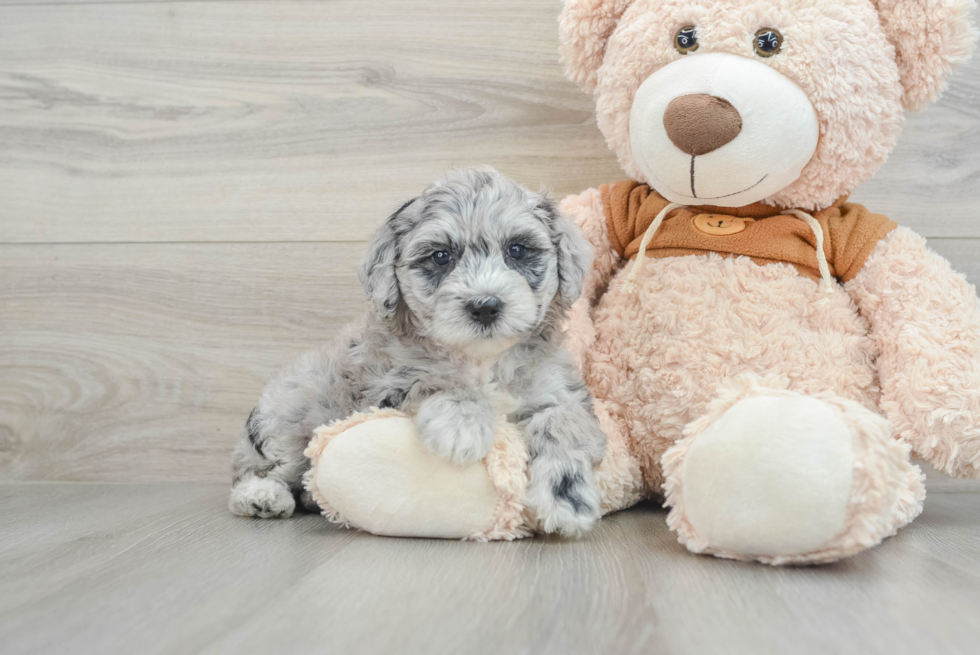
[591,398,645,515]
[303,409,532,541]
[661,376,924,565]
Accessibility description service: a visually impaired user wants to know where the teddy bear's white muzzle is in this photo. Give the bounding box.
[629,52,819,207]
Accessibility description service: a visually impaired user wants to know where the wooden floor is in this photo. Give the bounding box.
[3,470,980,655]
[2,1,980,653]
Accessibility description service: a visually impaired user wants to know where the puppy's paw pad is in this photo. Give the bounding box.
[229,477,296,519]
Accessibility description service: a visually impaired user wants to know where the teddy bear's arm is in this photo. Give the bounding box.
[559,188,621,368]
[846,226,980,478]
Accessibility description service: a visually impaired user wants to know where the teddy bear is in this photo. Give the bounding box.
[552,0,980,564]
[304,0,980,565]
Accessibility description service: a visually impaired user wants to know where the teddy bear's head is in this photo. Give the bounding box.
[560,0,976,210]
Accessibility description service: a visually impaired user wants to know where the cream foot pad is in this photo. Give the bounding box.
[303,408,533,540]
[662,375,925,565]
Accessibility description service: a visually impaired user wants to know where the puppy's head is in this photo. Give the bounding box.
[358,168,592,356]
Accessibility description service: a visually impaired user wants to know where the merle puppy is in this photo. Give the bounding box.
[229,168,607,536]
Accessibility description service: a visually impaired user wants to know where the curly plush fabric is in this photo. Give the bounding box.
[592,398,647,512]
[559,180,979,562]
[559,0,975,211]
[577,228,881,491]
[559,187,621,367]
[662,374,924,566]
[552,0,977,564]
[848,228,980,478]
[873,0,979,109]
[559,0,634,93]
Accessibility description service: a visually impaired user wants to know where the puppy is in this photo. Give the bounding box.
[229,168,607,536]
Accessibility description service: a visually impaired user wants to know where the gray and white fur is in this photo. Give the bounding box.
[229,167,607,536]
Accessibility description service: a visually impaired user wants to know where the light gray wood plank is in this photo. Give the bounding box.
[2,239,979,483]
[0,481,978,655]
[850,59,980,230]
[0,482,361,655]
[0,1,236,5]
[0,242,367,482]
[929,238,980,286]
[0,1,977,244]
[0,0,621,244]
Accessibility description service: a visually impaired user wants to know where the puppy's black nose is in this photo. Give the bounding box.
[466,297,503,326]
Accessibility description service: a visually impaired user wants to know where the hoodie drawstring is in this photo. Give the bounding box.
[620,202,684,294]
[620,204,836,303]
[785,209,835,301]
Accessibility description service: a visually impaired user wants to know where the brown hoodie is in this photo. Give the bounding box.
[600,180,897,282]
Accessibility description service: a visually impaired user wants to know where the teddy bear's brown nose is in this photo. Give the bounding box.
[663,94,743,156]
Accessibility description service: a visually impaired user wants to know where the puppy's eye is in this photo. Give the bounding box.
[674,26,699,55]
[431,250,452,266]
[507,243,527,261]
[754,28,782,57]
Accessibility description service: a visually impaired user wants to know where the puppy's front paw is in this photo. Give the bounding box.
[229,477,296,519]
[527,460,601,538]
[416,396,495,465]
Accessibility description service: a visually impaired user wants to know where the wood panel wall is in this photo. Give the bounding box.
[2,0,978,482]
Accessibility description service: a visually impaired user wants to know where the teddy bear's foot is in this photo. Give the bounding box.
[303,409,533,541]
[662,375,925,565]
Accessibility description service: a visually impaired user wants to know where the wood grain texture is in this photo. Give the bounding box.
[0,242,367,482]
[1,480,979,655]
[0,0,620,244]
[929,238,980,284]
[2,239,979,483]
[0,0,978,244]
[1,3,978,652]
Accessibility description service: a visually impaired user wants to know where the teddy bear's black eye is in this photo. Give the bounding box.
[754,28,782,57]
[431,250,452,266]
[507,243,527,261]
[674,26,699,55]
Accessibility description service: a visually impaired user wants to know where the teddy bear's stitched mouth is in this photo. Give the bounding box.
[666,168,769,202]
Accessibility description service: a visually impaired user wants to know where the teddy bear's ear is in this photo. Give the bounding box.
[559,0,634,93]
[873,0,978,110]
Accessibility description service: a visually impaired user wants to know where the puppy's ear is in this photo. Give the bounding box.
[358,198,416,319]
[873,0,977,110]
[538,194,593,304]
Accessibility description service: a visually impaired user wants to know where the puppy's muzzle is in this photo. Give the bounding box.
[466,297,503,326]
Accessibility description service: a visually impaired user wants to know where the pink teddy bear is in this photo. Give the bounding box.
[557,0,980,563]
